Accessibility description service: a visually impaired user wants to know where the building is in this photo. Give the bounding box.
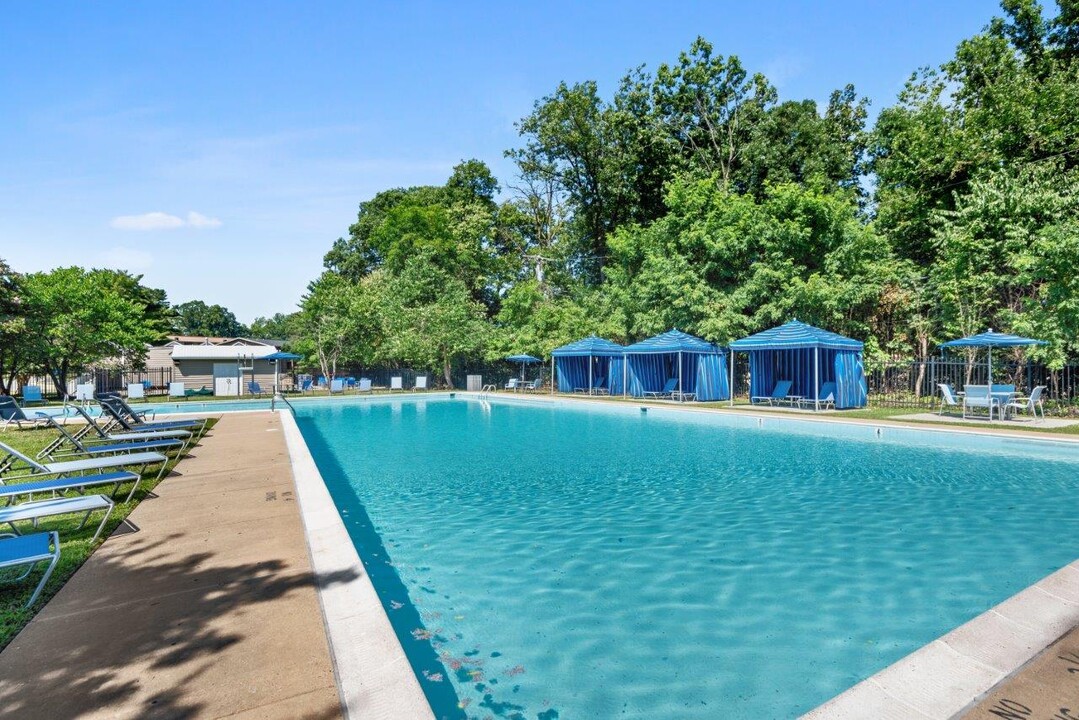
[147,336,291,395]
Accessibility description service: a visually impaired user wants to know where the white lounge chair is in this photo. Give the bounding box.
[0,494,114,542]
[66,405,191,446]
[0,441,169,500]
[504,378,519,391]
[798,381,836,410]
[525,377,544,393]
[330,378,344,394]
[0,531,61,607]
[169,382,186,398]
[390,377,404,392]
[1006,385,1047,422]
[357,378,372,393]
[414,376,428,391]
[937,383,962,415]
[127,383,145,401]
[644,378,679,399]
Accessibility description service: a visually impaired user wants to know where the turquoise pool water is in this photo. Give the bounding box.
[295,397,1079,719]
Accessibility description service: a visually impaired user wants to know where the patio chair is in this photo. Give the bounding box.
[34,415,186,461]
[751,380,793,406]
[937,384,963,415]
[644,378,679,399]
[1005,385,1047,422]
[0,531,61,608]
[0,494,114,543]
[504,378,519,391]
[247,381,263,397]
[357,378,372,393]
[169,382,186,398]
[127,383,146,401]
[0,441,169,502]
[413,376,428,391]
[525,377,544,393]
[390,377,404,392]
[21,386,45,406]
[0,471,138,505]
[798,382,836,410]
[962,385,1000,420]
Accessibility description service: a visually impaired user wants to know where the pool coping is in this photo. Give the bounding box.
[465,392,1079,718]
[278,408,435,720]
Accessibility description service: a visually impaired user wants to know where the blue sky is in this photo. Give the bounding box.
[0,1,999,323]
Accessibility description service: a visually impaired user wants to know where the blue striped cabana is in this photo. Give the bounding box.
[622,329,730,402]
[729,320,867,409]
[550,336,625,394]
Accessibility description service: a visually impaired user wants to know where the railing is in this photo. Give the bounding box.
[4,367,175,401]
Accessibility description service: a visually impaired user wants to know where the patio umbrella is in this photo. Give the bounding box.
[262,351,302,396]
[939,330,1047,415]
[505,354,541,381]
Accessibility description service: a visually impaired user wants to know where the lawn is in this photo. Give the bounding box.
[0,419,215,650]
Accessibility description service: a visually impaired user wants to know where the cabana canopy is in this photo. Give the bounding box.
[551,336,624,394]
[730,320,866,409]
[623,329,729,401]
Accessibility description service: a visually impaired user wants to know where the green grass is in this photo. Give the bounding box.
[0,419,215,650]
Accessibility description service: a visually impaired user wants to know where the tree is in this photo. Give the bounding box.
[249,313,297,342]
[21,267,167,393]
[0,258,27,394]
[172,300,248,337]
[293,273,364,382]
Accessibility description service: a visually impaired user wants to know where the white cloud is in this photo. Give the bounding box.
[110,211,184,231]
[186,211,222,228]
[109,210,222,231]
[97,246,154,271]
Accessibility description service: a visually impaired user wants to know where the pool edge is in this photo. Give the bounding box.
[279,409,436,720]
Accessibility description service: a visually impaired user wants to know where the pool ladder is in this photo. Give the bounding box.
[479,384,497,399]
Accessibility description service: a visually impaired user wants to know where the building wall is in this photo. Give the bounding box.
[144,344,176,371]
[171,359,284,394]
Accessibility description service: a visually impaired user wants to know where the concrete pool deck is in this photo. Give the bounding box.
[0,413,345,720]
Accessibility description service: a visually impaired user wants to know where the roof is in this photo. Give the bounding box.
[551,335,624,357]
[623,329,720,355]
[939,330,1048,349]
[163,336,281,348]
[170,345,281,361]
[729,320,863,351]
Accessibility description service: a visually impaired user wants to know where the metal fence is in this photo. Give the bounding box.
[865,359,1079,413]
[7,367,174,400]
[324,362,539,391]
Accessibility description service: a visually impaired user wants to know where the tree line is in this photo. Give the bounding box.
[5,2,1079,390]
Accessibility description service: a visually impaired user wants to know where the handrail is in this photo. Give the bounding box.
[479,384,497,399]
[272,394,297,414]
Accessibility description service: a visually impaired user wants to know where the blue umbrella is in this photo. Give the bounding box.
[505,354,541,380]
[263,351,302,395]
[939,329,1047,393]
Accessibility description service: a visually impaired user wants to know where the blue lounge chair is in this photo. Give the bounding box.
[96,396,206,434]
[66,405,192,446]
[300,378,314,394]
[0,396,53,430]
[0,494,115,543]
[0,471,138,504]
[0,531,61,608]
[21,386,44,406]
[798,381,836,410]
[0,440,169,500]
[34,415,186,460]
[248,381,263,397]
[644,378,679,399]
[751,380,794,406]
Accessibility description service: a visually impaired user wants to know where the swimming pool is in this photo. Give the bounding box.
[294,396,1079,718]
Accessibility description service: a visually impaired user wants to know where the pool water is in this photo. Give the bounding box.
[294,397,1079,719]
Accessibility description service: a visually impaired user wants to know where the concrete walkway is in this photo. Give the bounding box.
[0,413,345,720]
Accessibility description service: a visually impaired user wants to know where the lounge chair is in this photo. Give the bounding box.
[413,376,428,391]
[644,378,679,399]
[504,378,519,391]
[330,378,344,394]
[65,405,191,447]
[97,396,206,434]
[574,377,604,394]
[34,415,186,461]
[0,494,114,543]
[247,381,263,397]
[390,377,404,392]
[937,383,962,415]
[127,383,145,401]
[525,377,544,393]
[0,531,61,608]
[357,378,372,393]
[1005,385,1047,422]
[169,382,186,398]
[75,383,95,402]
[299,378,313,394]
[751,380,794,406]
[21,386,44,406]
[798,382,836,410]
[0,471,138,504]
[0,441,169,501]
[0,396,54,430]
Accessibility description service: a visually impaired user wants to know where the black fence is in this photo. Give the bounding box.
[318,362,542,391]
[7,367,174,400]
[865,359,1079,413]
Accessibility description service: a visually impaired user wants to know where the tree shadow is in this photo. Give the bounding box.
[0,529,357,720]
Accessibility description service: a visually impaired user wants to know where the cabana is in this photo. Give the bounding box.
[729,320,867,410]
[623,329,729,401]
[550,336,625,395]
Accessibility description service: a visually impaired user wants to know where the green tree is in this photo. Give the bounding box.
[249,313,297,342]
[172,300,248,337]
[0,258,28,394]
